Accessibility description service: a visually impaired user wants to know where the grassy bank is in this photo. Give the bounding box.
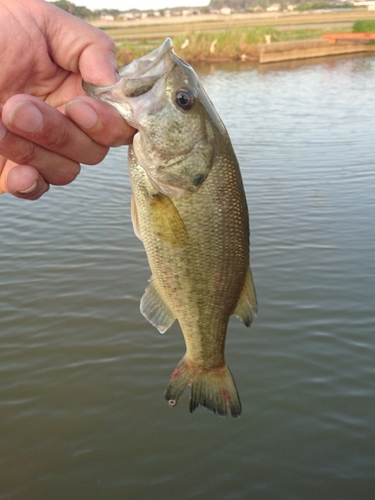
[115,26,350,65]
[101,9,375,66]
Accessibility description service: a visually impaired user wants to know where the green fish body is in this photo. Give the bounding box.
[84,39,257,417]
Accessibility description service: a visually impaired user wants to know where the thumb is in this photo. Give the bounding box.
[79,42,119,87]
[42,2,118,86]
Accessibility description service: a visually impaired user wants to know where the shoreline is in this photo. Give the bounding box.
[91,10,375,65]
[258,38,375,63]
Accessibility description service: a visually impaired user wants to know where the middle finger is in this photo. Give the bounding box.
[2,94,108,165]
[0,128,81,187]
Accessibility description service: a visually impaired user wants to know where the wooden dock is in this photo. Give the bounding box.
[257,35,375,64]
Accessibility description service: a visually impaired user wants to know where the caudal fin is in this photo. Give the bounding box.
[164,357,242,418]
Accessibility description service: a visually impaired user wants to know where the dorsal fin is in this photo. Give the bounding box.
[233,266,258,327]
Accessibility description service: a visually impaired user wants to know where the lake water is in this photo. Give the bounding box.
[1,54,374,499]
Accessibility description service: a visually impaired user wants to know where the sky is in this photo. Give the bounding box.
[73,0,210,11]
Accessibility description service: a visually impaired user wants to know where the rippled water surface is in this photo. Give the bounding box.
[1,55,374,499]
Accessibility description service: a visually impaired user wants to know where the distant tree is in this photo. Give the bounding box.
[296,1,353,9]
[209,0,256,10]
[106,9,121,17]
[256,0,270,9]
[52,1,92,18]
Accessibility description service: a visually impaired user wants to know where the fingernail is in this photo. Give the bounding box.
[66,100,99,130]
[19,180,38,194]
[0,118,6,141]
[9,102,44,133]
[0,109,6,141]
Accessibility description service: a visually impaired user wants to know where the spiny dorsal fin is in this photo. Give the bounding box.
[234,266,258,327]
[140,279,176,333]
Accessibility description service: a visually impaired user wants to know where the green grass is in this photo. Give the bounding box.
[296,1,353,10]
[115,26,350,65]
[116,40,163,65]
[353,19,375,32]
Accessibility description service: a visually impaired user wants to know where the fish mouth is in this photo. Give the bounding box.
[118,38,174,82]
[83,38,175,99]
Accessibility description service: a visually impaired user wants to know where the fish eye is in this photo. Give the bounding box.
[175,88,195,110]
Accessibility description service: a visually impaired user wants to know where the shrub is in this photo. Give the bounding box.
[353,20,375,33]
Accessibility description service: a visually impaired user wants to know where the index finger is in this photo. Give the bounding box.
[65,96,136,148]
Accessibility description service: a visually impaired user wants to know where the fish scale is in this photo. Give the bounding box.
[84,38,257,418]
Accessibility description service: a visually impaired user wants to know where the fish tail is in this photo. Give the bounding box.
[164,357,242,418]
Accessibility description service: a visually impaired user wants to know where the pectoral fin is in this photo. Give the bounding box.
[140,279,176,333]
[131,193,142,241]
[234,266,258,327]
[148,193,188,248]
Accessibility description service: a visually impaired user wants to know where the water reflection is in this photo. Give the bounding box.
[193,51,375,76]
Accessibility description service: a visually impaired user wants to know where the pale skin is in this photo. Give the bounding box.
[0,0,135,200]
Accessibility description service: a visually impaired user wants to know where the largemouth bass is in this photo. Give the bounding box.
[84,38,257,417]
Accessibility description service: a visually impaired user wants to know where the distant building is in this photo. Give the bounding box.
[118,12,142,20]
[353,0,375,8]
[100,14,115,21]
[220,7,232,15]
[266,3,281,11]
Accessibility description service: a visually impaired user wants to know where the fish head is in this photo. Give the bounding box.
[83,38,227,198]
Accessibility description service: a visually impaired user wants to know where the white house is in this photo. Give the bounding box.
[267,3,281,11]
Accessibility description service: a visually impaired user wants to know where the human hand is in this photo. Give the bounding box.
[0,0,135,200]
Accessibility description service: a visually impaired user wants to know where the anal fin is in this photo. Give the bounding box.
[140,278,175,333]
[234,266,258,327]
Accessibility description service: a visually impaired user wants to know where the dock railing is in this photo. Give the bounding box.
[322,33,375,44]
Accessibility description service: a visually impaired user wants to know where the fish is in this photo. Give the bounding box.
[83,38,257,418]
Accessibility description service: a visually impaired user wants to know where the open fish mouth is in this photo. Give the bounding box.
[83,38,175,99]
[118,38,174,80]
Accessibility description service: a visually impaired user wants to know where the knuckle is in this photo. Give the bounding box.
[98,120,133,148]
[17,141,39,165]
[105,128,126,147]
[105,34,116,52]
[45,126,72,152]
[100,32,116,52]
[84,146,108,165]
[56,162,81,185]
